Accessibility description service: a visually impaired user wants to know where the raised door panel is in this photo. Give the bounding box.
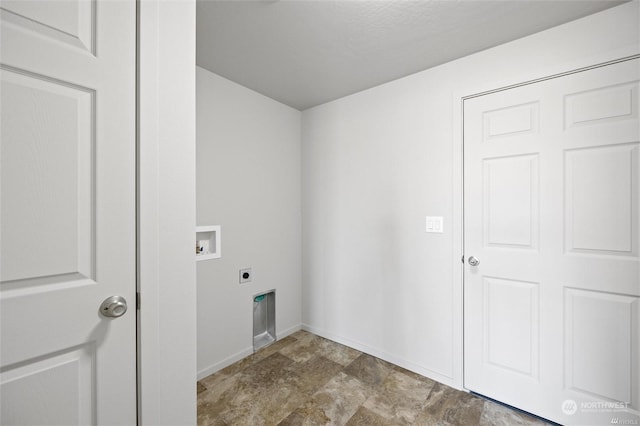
[483,102,539,141]
[561,64,639,149]
[0,345,95,425]
[483,155,539,250]
[483,277,539,379]
[0,0,95,53]
[565,82,638,129]
[565,288,639,409]
[564,143,639,257]
[0,68,95,283]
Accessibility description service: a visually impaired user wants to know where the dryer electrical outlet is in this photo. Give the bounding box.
[239,268,252,284]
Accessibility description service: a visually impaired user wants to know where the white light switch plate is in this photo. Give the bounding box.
[425,216,443,233]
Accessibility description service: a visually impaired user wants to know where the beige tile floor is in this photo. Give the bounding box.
[197,330,548,426]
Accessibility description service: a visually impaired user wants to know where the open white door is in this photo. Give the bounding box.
[0,1,136,424]
[464,58,640,425]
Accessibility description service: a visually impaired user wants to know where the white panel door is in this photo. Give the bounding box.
[464,58,640,425]
[0,1,136,424]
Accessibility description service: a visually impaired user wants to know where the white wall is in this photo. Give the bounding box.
[301,2,639,389]
[196,67,302,379]
[138,1,197,424]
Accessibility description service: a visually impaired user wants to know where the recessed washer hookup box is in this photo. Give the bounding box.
[253,290,275,352]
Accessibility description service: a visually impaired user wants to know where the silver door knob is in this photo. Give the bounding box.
[468,256,480,266]
[100,296,128,318]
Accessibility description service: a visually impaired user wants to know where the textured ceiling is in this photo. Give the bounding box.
[196,0,625,110]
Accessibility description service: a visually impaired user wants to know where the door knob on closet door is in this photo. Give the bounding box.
[100,296,128,318]
[468,256,480,266]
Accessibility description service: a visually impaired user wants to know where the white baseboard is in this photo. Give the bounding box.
[197,323,303,381]
[197,347,253,380]
[301,323,461,391]
[277,323,301,339]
